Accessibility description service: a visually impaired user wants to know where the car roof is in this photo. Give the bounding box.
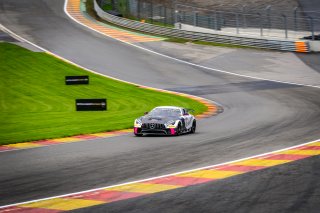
[153,106,183,110]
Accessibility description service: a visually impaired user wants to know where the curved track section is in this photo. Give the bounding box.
[0,0,320,210]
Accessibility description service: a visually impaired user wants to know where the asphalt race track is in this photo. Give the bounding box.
[0,0,320,212]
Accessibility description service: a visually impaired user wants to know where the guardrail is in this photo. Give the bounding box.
[93,0,310,52]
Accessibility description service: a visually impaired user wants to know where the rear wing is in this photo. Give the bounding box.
[186,109,195,113]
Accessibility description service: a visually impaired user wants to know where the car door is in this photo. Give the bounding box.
[182,109,192,129]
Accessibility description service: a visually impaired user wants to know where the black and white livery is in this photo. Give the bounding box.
[134,106,196,136]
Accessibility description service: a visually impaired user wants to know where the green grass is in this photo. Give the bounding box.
[192,40,260,49]
[165,38,260,49]
[0,43,207,145]
[165,38,189,44]
[85,0,98,19]
[102,4,113,11]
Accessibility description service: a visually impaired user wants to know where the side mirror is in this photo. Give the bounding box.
[144,112,149,115]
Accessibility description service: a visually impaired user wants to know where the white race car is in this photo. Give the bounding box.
[133,106,196,136]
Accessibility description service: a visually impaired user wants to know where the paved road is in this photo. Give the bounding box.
[297,53,320,74]
[0,0,320,211]
[0,30,17,42]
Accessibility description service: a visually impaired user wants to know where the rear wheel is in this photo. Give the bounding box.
[190,121,196,134]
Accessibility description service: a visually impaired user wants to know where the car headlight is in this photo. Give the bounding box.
[134,119,142,127]
[165,120,176,128]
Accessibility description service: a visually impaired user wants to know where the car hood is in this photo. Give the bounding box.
[140,115,179,124]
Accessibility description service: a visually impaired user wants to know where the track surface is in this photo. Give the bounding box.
[0,0,320,211]
[70,156,320,213]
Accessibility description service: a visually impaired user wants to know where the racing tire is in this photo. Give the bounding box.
[175,123,182,136]
[190,121,196,134]
[134,133,143,137]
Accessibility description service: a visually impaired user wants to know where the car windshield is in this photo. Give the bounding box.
[149,108,181,117]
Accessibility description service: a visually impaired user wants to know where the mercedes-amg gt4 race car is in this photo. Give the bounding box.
[134,106,196,136]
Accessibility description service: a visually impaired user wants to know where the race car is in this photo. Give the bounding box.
[133,106,196,136]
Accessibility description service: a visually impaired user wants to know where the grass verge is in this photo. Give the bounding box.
[0,43,207,145]
[165,38,260,49]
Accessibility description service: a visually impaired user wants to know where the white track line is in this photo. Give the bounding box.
[1,138,319,209]
[0,0,319,209]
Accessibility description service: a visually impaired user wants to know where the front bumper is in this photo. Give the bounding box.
[134,127,176,135]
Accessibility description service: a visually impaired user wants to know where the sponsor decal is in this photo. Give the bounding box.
[76,99,107,111]
[66,76,89,85]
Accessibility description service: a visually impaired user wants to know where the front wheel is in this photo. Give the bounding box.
[134,133,143,137]
[175,124,182,136]
[190,121,196,134]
